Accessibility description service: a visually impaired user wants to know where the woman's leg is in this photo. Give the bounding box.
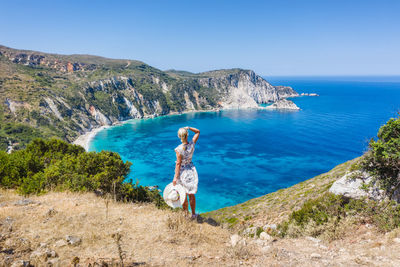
[188,194,196,215]
[182,194,189,215]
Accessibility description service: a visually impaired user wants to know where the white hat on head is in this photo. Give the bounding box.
[163,183,186,208]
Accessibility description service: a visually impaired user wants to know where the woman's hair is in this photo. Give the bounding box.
[177,127,188,143]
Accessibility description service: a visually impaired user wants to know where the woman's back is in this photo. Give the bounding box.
[175,141,195,165]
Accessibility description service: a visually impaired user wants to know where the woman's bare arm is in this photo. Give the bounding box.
[173,150,182,186]
[186,126,200,144]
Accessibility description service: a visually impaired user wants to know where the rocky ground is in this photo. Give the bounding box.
[1,190,400,266]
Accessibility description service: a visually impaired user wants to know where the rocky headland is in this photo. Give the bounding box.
[265,99,300,110]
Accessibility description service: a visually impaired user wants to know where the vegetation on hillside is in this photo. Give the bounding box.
[203,158,356,228]
[0,138,166,207]
[277,193,400,241]
[362,115,400,194]
[276,116,400,240]
[0,45,257,150]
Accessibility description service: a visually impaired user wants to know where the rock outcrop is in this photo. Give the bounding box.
[198,70,298,109]
[300,93,319,96]
[329,171,400,203]
[265,99,300,110]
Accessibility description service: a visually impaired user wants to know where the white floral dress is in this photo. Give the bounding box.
[175,141,198,194]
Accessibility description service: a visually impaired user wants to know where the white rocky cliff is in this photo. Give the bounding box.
[198,70,299,109]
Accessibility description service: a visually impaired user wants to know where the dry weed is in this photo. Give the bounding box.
[228,243,253,261]
[386,227,400,243]
[320,217,358,242]
[165,212,214,245]
[285,222,303,238]
[285,217,358,242]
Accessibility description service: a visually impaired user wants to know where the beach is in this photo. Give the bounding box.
[72,108,222,151]
[72,125,110,151]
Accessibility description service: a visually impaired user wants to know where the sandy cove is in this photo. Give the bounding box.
[72,108,221,151]
[72,103,301,151]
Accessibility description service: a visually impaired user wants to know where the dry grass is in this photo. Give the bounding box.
[0,189,233,266]
[3,189,400,266]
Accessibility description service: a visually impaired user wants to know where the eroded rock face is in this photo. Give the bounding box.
[275,86,299,98]
[199,70,298,109]
[0,47,96,72]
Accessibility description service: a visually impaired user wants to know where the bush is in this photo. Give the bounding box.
[362,115,400,194]
[0,138,167,207]
[0,123,43,150]
[278,193,400,240]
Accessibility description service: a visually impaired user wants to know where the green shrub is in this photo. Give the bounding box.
[362,116,400,194]
[0,138,166,207]
[256,227,264,237]
[278,193,400,239]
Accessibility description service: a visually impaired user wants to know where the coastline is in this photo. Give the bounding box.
[71,102,303,151]
[72,125,110,151]
[72,108,222,151]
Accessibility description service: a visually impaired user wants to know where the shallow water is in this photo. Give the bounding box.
[89,77,400,212]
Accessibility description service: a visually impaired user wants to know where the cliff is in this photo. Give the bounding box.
[0,45,298,150]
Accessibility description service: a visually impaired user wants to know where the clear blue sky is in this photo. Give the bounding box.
[0,0,399,76]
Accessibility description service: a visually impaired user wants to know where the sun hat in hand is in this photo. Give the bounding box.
[163,183,186,208]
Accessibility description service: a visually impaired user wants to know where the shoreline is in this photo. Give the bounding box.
[72,98,302,151]
[72,108,222,151]
[72,125,111,151]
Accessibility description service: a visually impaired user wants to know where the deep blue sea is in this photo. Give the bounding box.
[89,76,400,213]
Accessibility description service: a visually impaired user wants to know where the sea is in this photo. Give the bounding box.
[89,76,400,213]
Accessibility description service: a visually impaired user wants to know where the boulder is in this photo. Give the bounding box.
[66,235,82,246]
[329,171,389,201]
[306,236,321,243]
[230,234,241,247]
[30,247,57,263]
[54,239,67,247]
[243,226,257,236]
[263,224,277,234]
[311,253,322,259]
[259,232,272,241]
[10,260,30,267]
[47,258,60,266]
[46,208,57,217]
[14,199,35,206]
[393,238,400,244]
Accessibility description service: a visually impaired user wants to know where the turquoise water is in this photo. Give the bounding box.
[89,77,400,213]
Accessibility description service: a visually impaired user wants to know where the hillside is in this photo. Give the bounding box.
[203,158,360,229]
[2,117,400,266]
[0,45,298,151]
[2,169,400,266]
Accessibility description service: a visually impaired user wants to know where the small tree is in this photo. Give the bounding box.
[362,115,400,195]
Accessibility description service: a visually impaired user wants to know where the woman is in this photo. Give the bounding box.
[173,126,200,219]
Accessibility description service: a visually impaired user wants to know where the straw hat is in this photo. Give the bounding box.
[163,183,186,208]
